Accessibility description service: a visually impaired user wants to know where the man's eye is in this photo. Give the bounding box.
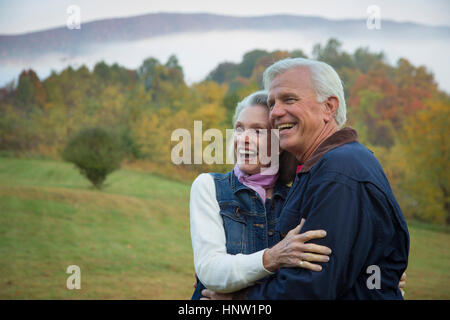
[235,127,244,134]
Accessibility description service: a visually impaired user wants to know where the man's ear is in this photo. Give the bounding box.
[323,96,339,123]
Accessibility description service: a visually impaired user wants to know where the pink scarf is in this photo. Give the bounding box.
[233,164,279,202]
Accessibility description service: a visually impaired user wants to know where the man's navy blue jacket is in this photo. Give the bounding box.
[245,128,410,299]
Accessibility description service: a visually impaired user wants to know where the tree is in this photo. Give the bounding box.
[250,50,290,86]
[238,49,269,78]
[62,127,125,189]
[312,38,354,71]
[206,62,239,84]
[15,70,36,110]
[398,97,450,224]
[289,49,308,59]
[93,61,110,81]
[165,55,185,85]
[353,47,385,73]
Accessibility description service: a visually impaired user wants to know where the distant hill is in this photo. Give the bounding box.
[1,12,449,62]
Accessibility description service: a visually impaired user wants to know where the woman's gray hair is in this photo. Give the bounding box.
[232,90,269,126]
[262,57,347,128]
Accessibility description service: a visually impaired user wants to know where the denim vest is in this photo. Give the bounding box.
[191,171,289,299]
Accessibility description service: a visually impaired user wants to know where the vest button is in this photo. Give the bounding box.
[268,230,275,236]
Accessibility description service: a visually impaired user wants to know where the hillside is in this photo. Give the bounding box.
[0,157,449,299]
[0,157,194,299]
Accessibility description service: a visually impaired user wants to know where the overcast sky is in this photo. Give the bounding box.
[0,0,449,34]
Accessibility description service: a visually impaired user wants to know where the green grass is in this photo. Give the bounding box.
[0,157,193,299]
[403,220,450,299]
[0,157,449,299]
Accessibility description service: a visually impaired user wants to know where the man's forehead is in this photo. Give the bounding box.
[268,67,312,99]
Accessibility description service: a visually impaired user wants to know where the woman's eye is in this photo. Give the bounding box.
[255,129,266,135]
[235,127,244,134]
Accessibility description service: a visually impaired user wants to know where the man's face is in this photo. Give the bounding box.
[268,67,328,158]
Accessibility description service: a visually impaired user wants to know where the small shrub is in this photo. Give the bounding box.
[62,127,125,189]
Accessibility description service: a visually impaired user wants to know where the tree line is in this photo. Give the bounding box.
[0,39,448,225]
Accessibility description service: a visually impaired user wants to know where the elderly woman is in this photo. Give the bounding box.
[190,90,332,299]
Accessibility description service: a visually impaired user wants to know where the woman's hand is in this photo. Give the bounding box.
[201,288,248,300]
[263,220,332,272]
[201,289,233,300]
[399,271,407,297]
[193,273,197,288]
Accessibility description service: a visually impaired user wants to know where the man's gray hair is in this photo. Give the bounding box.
[263,58,347,128]
[232,90,269,126]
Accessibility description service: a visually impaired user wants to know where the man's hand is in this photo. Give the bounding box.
[263,219,331,272]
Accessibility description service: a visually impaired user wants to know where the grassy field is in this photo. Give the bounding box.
[0,157,449,299]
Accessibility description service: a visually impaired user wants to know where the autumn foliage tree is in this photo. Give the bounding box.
[397,97,450,224]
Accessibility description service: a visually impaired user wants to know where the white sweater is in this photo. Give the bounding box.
[190,173,273,293]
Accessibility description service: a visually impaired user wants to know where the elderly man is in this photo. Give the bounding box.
[203,58,410,299]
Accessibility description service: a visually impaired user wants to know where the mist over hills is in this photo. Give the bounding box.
[1,12,449,90]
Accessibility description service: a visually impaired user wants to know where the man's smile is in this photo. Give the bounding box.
[276,122,298,137]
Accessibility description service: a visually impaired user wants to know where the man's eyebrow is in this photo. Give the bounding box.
[279,91,300,99]
[268,91,300,103]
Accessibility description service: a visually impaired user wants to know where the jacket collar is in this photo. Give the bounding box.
[231,171,249,194]
[272,182,290,200]
[299,127,358,173]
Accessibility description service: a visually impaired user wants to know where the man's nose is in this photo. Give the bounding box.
[270,101,285,121]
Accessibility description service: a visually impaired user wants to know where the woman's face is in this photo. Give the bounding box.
[234,104,272,175]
